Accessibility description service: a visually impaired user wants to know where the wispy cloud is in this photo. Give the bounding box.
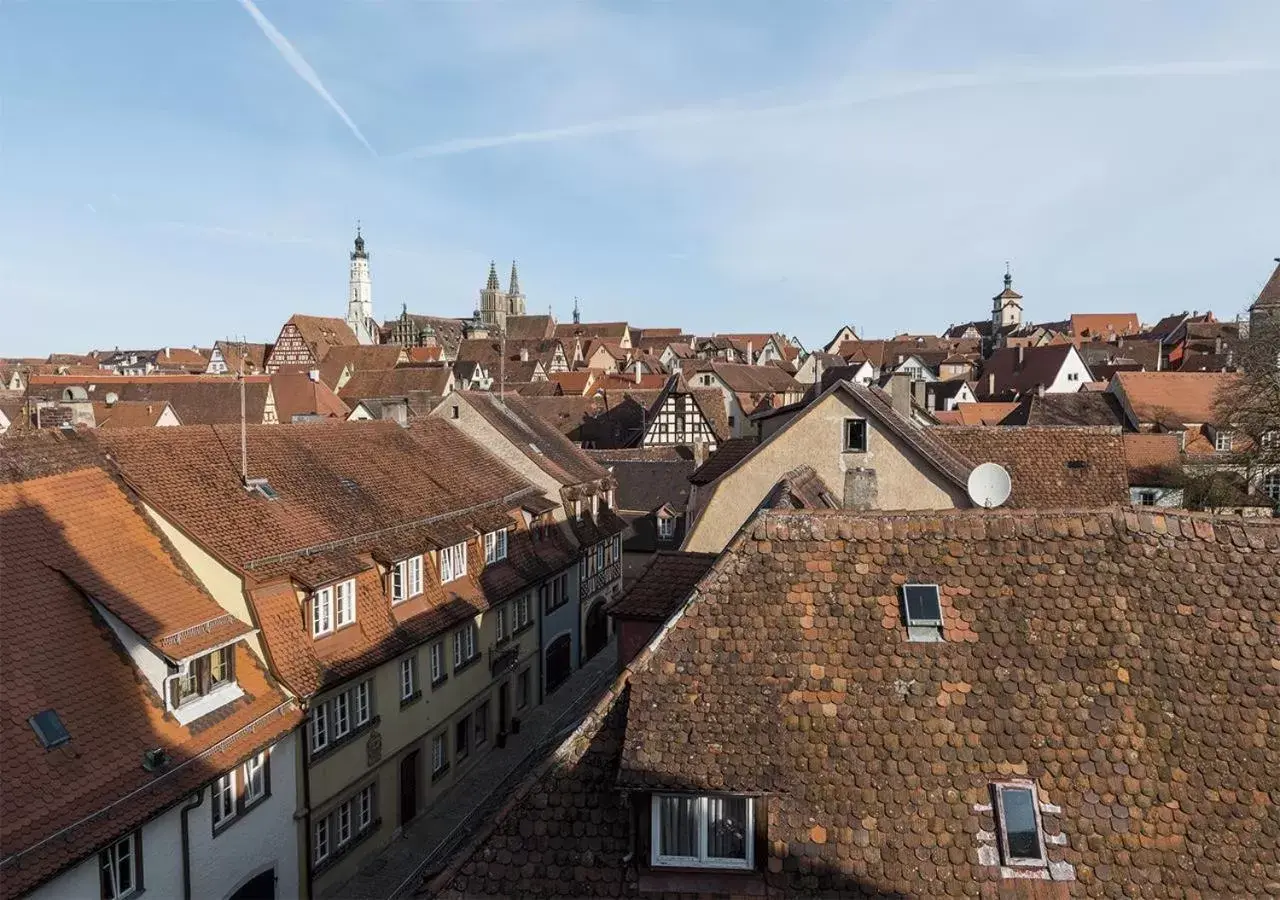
[394,59,1280,159]
[236,0,375,155]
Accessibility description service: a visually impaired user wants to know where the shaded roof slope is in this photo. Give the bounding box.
[608,551,718,621]
[997,391,1125,427]
[688,436,757,484]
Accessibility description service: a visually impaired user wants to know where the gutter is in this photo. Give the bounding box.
[180,789,205,900]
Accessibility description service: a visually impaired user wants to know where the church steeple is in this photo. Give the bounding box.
[346,223,376,344]
[506,260,525,317]
[479,260,507,330]
[486,261,501,291]
[991,262,1023,333]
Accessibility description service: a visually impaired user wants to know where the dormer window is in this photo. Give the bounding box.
[1215,429,1234,452]
[312,579,356,637]
[173,646,235,708]
[483,529,508,564]
[651,794,754,870]
[902,583,944,642]
[657,514,676,541]
[440,542,468,583]
[993,782,1047,866]
[392,556,424,603]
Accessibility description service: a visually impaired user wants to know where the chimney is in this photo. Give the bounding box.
[1016,344,1025,369]
[889,371,912,418]
[911,378,927,411]
[308,368,320,382]
[1036,383,1046,398]
[746,341,754,365]
[634,361,642,384]
[843,468,878,511]
[987,372,996,397]
[693,440,707,468]
[520,348,530,362]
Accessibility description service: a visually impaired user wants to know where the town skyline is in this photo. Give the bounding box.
[3,1,1279,355]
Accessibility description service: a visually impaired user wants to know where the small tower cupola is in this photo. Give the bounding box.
[991,262,1023,331]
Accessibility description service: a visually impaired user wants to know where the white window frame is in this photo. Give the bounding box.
[1262,430,1279,451]
[337,802,352,846]
[334,579,356,627]
[212,771,236,828]
[517,593,531,628]
[393,556,423,603]
[400,656,417,700]
[453,624,477,667]
[311,586,333,637]
[432,733,446,773]
[484,528,508,564]
[993,782,1048,867]
[1263,472,1280,502]
[310,704,329,754]
[333,693,351,739]
[650,794,754,870]
[355,681,371,725]
[1215,429,1234,452]
[657,515,676,540]
[430,641,444,683]
[242,751,267,805]
[358,785,373,830]
[495,604,507,642]
[100,833,139,900]
[313,817,330,865]
[440,542,468,583]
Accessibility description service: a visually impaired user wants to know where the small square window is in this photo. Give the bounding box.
[843,418,867,453]
[1215,430,1234,452]
[902,584,942,626]
[993,783,1046,866]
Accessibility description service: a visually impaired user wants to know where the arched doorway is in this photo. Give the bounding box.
[583,600,609,661]
[545,633,572,694]
[228,868,275,900]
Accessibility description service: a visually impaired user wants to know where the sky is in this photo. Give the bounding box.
[1,0,1278,356]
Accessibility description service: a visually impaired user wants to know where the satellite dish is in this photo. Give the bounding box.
[967,462,1012,509]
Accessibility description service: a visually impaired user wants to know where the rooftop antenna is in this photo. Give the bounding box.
[966,462,1012,509]
[237,335,248,483]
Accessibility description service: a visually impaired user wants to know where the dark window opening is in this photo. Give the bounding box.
[29,709,70,749]
[994,783,1045,865]
[843,418,867,452]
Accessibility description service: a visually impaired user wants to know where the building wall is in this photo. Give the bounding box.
[27,805,184,900]
[684,389,967,553]
[157,405,182,426]
[1045,348,1093,393]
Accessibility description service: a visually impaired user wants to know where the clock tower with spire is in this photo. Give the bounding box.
[346,224,377,345]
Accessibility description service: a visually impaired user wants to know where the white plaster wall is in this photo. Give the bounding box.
[1046,348,1093,393]
[90,598,171,699]
[157,406,182,427]
[189,732,301,900]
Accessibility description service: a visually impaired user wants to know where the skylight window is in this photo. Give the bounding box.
[29,709,70,749]
[245,477,278,501]
[993,783,1047,866]
[902,583,944,641]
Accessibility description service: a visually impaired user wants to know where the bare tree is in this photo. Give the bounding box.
[1212,307,1280,508]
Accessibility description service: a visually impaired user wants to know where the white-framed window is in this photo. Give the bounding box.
[393,556,424,603]
[993,782,1046,866]
[432,733,447,773]
[172,646,236,708]
[355,681,371,725]
[657,515,676,540]
[429,641,445,684]
[310,704,329,754]
[400,656,417,700]
[495,605,507,643]
[453,624,477,667]
[484,528,508,564]
[99,833,139,900]
[333,693,351,739]
[651,794,754,870]
[1262,430,1279,451]
[243,751,267,806]
[212,771,236,829]
[312,585,333,637]
[358,785,374,830]
[334,579,356,627]
[440,542,468,583]
[1215,429,1234,452]
[313,818,330,865]
[843,418,867,452]
[1138,490,1158,506]
[517,593,531,628]
[337,803,352,846]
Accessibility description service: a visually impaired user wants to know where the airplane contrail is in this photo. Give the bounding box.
[236,0,375,155]
[393,59,1280,159]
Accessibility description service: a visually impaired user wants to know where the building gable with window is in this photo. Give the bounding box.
[430,506,1279,899]
[0,457,302,900]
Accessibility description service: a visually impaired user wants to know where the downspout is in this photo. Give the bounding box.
[302,711,314,900]
[180,788,205,900]
[538,578,546,707]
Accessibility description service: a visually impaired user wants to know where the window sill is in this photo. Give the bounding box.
[453,655,481,676]
[512,620,535,638]
[173,682,244,726]
[311,819,381,877]
[308,716,380,765]
[400,690,423,709]
[431,763,450,783]
[841,448,867,455]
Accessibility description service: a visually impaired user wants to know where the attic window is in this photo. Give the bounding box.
[1215,430,1234,452]
[29,709,70,749]
[246,478,278,500]
[902,583,943,642]
[843,418,867,453]
[993,783,1047,866]
[339,478,358,493]
[1065,460,1088,470]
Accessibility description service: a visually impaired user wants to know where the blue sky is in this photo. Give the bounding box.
[1,0,1277,356]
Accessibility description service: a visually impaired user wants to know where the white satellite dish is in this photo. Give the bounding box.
[967,462,1012,509]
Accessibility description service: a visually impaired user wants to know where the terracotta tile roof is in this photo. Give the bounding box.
[932,426,1129,507]
[613,506,1280,897]
[997,391,1125,427]
[608,551,718,621]
[548,370,594,395]
[29,376,272,426]
[946,401,1022,425]
[976,345,1084,399]
[153,347,210,372]
[1111,371,1241,425]
[269,371,350,421]
[502,314,556,340]
[0,467,298,899]
[212,340,270,374]
[764,464,839,510]
[703,361,802,394]
[458,391,609,486]
[284,314,359,359]
[317,345,403,388]
[337,366,453,401]
[553,321,629,341]
[515,380,561,396]
[592,372,669,390]
[91,400,175,428]
[382,314,468,356]
[403,345,444,363]
[1070,312,1141,340]
[597,457,695,514]
[1249,259,1280,311]
[520,387,729,448]
[1123,433,1183,487]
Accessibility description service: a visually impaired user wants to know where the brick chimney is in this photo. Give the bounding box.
[889,371,912,418]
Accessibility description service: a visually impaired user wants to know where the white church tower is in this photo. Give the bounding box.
[346,225,377,345]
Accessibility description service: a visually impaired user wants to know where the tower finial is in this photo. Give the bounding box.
[486,260,501,291]
[352,221,367,258]
[1003,261,1012,290]
[573,296,581,325]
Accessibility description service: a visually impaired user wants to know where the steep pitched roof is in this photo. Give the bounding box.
[284,314,359,358]
[1249,259,1280,311]
[763,464,839,509]
[997,391,1125,427]
[269,371,350,421]
[947,401,1021,426]
[1123,432,1183,487]
[502,314,556,341]
[457,392,609,486]
[932,426,1129,507]
[211,341,271,374]
[383,313,468,355]
[702,361,802,394]
[553,321,629,340]
[27,376,271,426]
[90,400,175,428]
[337,366,453,401]
[617,507,1279,897]
[594,457,695,514]
[1111,371,1241,425]
[688,436,758,485]
[608,551,718,621]
[0,465,297,899]
[317,344,403,388]
[976,344,1083,399]
[153,347,210,372]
